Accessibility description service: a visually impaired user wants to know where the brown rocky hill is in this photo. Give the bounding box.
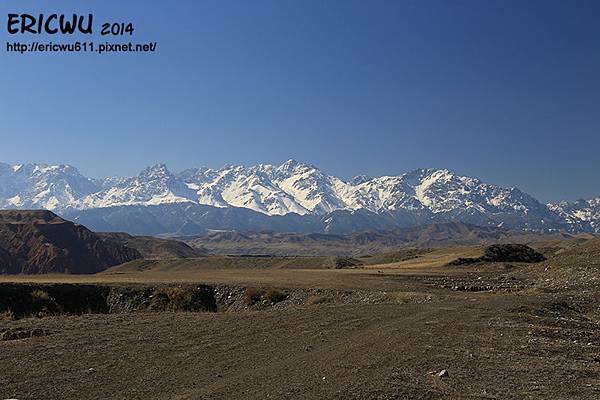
[0,210,141,274]
[97,232,207,259]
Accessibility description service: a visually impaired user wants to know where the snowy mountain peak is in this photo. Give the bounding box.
[279,158,300,169]
[0,161,597,232]
[0,162,98,210]
[139,163,172,179]
[275,159,316,176]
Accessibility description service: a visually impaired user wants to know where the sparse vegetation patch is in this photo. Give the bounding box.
[244,287,287,305]
[151,286,217,312]
[450,244,546,265]
[333,257,362,269]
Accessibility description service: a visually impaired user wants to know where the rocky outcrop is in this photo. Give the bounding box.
[0,210,141,274]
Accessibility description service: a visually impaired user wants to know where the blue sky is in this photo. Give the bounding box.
[1,0,599,202]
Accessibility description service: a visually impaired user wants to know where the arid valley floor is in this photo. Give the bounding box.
[1,236,600,400]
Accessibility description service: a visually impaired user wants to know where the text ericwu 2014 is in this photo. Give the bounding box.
[7,14,93,34]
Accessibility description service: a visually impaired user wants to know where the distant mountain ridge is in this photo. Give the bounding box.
[0,160,597,234]
[183,222,513,256]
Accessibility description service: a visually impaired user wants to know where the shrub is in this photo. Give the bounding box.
[244,287,264,305]
[152,286,217,312]
[0,310,12,321]
[264,288,287,304]
[149,291,171,311]
[244,287,287,305]
[449,244,546,266]
[448,257,479,266]
[29,289,58,315]
[333,257,360,269]
[481,244,546,263]
[30,289,50,301]
[167,287,194,312]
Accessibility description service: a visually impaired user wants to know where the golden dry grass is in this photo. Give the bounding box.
[0,268,437,290]
[0,246,481,290]
[362,246,485,269]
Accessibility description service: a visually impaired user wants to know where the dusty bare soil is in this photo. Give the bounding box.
[1,291,599,399]
[1,241,600,399]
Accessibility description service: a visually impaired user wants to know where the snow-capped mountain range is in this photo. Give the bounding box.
[0,160,597,235]
[549,198,600,233]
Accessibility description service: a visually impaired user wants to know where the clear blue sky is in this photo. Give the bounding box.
[1,0,599,202]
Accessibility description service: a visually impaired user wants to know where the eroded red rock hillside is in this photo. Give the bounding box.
[0,210,141,274]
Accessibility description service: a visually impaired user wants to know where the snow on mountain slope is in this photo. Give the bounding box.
[0,160,597,232]
[549,197,600,233]
[178,163,309,215]
[178,161,547,219]
[0,162,98,210]
[81,164,196,208]
[271,160,349,214]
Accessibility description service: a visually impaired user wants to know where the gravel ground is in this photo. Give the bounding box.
[2,240,599,399]
[1,288,599,399]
